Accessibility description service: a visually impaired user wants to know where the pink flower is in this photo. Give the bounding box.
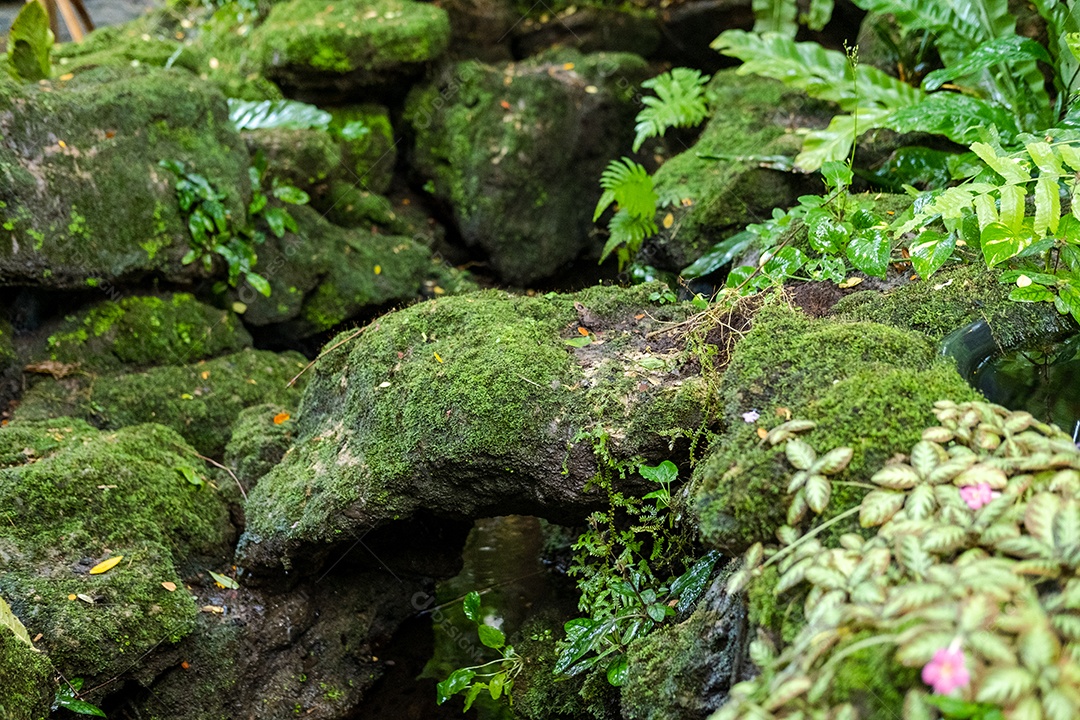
[741,410,760,423]
[959,483,998,511]
[922,638,970,695]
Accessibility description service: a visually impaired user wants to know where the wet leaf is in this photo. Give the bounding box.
[208,570,238,590]
[0,596,34,648]
[437,668,476,704]
[89,556,123,575]
[463,591,481,622]
[607,655,629,686]
[477,624,505,650]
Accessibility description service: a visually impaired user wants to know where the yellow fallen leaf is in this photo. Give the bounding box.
[161,581,177,592]
[374,265,382,275]
[59,73,74,80]
[662,212,674,229]
[563,62,575,70]
[201,605,224,614]
[89,556,123,575]
[434,352,444,363]
[68,594,77,601]
[756,427,769,440]
[838,277,863,289]
[201,371,210,380]
[58,140,67,149]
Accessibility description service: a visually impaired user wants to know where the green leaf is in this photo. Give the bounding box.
[860,489,907,526]
[922,36,1052,92]
[564,336,592,347]
[263,207,289,238]
[463,591,481,622]
[477,624,505,650]
[763,246,808,279]
[462,683,485,711]
[606,654,630,686]
[7,0,53,83]
[600,208,657,265]
[1059,283,1080,324]
[272,184,311,205]
[489,673,505,700]
[670,551,721,611]
[976,667,1034,705]
[846,227,891,278]
[0,596,34,649]
[971,142,1032,185]
[646,603,669,622]
[821,160,854,191]
[805,474,831,514]
[909,230,956,279]
[54,697,107,717]
[633,68,711,151]
[681,231,756,278]
[639,461,678,486]
[785,439,817,470]
[981,222,1037,266]
[437,668,476,704]
[884,93,1019,146]
[245,272,272,298]
[208,570,239,589]
[1008,284,1054,303]
[807,215,849,254]
[227,98,332,131]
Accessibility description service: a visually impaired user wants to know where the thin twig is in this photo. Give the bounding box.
[518,374,543,388]
[174,443,247,500]
[287,324,370,388]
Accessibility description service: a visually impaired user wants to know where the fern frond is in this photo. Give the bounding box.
[600,209,658,264]
[595,158,658,221]
[632,69,711,152]
[711,31,923,112]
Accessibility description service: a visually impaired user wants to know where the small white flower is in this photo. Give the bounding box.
[742,410,760,423]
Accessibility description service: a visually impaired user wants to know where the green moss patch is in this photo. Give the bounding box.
[14,349,307,457]
[223,403,297,501]
[40,293,251,372]
[239,284,707,569]
[0,629,53,720]
[0,420,232,682]
[694,302,980,551]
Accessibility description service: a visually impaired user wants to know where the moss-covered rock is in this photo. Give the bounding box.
[647,69,832,272]
[0,628,54,720]
[36,293,251,372]
[405,50,649,284]
[14,349,308,456]
[328,104,395,195]
[0,316,17,408]
[0,66,250,289]
[0,419,232,686]
[831,263,1073,346]
[243,127,343,192]
[238,283,709,570]
[226,205,471,340]
[621,573,751,720]
[513,6,661,58]
[249,0,450,99]
[693,301,980,551]
[223,403,297,497]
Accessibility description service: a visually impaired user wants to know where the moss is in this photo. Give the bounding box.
[694,302,980,551]
[242,128,342,192]
[42,293,251,372]
[829,634,917,719]
[250,0,450,87]
[404,50,648,284]
[14,349,308,457]
[832,262,1073,346]
[0,420,232,682]
[239,283,707,568]
[513,616,613,720]
[0,66,249,288]
[223,403,297,499]
[0,630,54,720]
[321,184,399,229]
[328,105,395,194]
[52,17,205,76]
[230,205,451,339]
[648,69,833,271]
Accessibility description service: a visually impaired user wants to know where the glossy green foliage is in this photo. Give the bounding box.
[6,0,52,82]
[436,591,524,712]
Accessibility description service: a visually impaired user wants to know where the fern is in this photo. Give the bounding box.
[594,158,659,267]
[632,69,711,152]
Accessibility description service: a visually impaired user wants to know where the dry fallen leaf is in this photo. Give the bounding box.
[434,352,444,363]
[273,412,290,425]
[756,428,769,440]
[775,407,792,420]
[68,594,77,601]
[23,360,79,379]
[662,212,674,229]
[374,265,382,275]
[77,594,94,604]
[181,660,190,669]
[161,581,177,592]
[201,370,210,380]
[201,605,224,614]
[838,277,863,289]
[89,556,123,575]
[577,327,589,336]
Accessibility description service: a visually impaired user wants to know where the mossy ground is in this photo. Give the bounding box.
[240,283,707,568]
[693,300,980,551]
[14,349,307,457]
[40,293,251,371]
[223,402,297,500]
[0,419,232,685]
[0,630,53,720]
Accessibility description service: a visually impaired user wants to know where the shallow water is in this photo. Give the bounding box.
[972,332,1080,436]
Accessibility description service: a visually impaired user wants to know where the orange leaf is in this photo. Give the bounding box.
[89,556,123,575]
[181,660,190,669]
[273,412,290,425]
[756,427,769,440]
[577,327,589,336]
[500,100,511,110]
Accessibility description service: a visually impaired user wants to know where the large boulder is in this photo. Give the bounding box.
[224,205,475,341]
[249,0,450,101]
[29,293,251,373]
[692,301,980,552]
[14,349,308,456]
[0,420,233,691]
[0,67,250,289]
[238,283,710,570]
[406,50,649,285]
[646,70,831,272]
